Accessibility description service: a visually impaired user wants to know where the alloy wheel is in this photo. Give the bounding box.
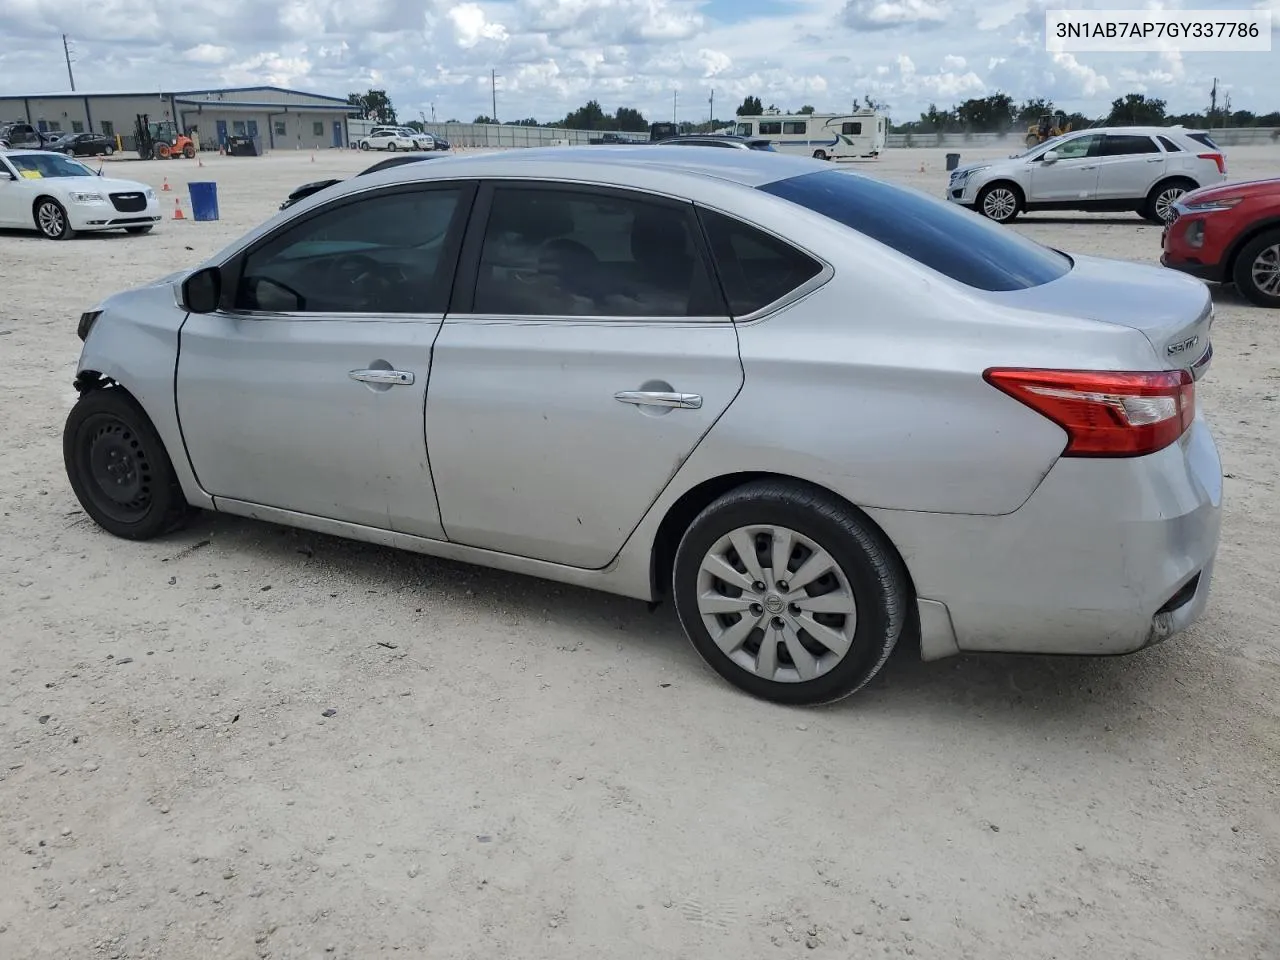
[1154,187,1185,222]
[1251,243,1280,298]
[695,524,858,683]
[37,202,66,238]
[982,187,1017,221]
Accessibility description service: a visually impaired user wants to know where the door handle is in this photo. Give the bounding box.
[614,390,702,410]
[1080,165,1096,170]
[349,368,414,386]
[1146,157,1164,162]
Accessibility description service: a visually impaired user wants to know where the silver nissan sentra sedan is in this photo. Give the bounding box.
[64,146,1222,705]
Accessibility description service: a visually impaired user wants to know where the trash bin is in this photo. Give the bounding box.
[945,152,961,171]
[188,182,219,222]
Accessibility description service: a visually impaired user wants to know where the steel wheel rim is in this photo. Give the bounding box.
[80,415,154,523]
[37,202,64,236]
[696,524,858,683]
[1251,243,1280,297]
[983,188,1016,221]
[1155,187,1184,222]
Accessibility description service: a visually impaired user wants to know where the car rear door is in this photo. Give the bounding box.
[176,182,474,536]
[424,180,743,568]
[1028,133,1102,202]
[1094,134,1165,200]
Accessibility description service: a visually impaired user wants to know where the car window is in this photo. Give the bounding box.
[1188,132,1220,151]
[1101,135,1159,156]
[234,188,462,315]
[760,122,782,135]
[5,153,95,178]
[760,170,1071,292]
[1157,135,1182,152]
[783,121,807,135]
[698,208,823,316]
[841,122,862,135]
[473,187,723,318]
[1047,134,1099,160]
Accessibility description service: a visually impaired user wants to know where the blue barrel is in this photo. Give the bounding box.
[187,181,220,221]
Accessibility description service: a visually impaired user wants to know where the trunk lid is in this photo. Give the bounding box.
[989,253,1214,378]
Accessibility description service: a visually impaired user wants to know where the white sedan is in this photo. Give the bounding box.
[0,150,162,239]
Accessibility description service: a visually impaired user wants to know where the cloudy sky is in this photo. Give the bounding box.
[0,0,1276,124]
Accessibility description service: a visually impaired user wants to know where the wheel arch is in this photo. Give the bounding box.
[1148,174,1199,200]
[649,469,916,592]
[1223,217,1280,278]
[31,193,63,221]
[977,179,1025,211]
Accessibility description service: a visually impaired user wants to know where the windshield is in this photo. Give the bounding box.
[7,153,95,179]
[1013,134,1067,158]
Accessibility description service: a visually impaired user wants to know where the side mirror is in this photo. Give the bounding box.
[1042,150,1059,164]
[181,266,222,314]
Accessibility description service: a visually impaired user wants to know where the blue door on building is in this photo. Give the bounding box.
[216,120,228,147]
[332,121,343,148]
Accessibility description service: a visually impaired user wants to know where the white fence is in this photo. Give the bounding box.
[886,126,1279,148]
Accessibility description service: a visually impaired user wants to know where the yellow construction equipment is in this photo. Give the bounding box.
[1025,111,1071,148]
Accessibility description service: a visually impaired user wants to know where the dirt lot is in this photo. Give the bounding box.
[1,144,1277,960]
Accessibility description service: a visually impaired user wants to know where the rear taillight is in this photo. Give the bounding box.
[984,368,1195,457]
[1197,152,1226,175]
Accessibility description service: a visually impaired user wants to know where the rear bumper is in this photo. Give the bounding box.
[871,417,1223,656]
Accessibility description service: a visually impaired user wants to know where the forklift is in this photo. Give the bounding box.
[134,114,196,159]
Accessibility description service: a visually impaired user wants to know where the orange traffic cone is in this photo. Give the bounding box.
[197,155,204,167]
[162,177,171,192]
[172,198,186,220]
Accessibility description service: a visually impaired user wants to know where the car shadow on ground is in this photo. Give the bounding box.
[0,228,143,241]
[165,510,1186,726]
[1016,215,1157,227]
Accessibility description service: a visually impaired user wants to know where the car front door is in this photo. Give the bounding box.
[425,181,744,568]
[1028,133,1102,202]
[1094,133,1165,200]
[175,182,474,535]
[0,157,27,226]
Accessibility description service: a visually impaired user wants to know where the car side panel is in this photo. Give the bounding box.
[74,282,214,510]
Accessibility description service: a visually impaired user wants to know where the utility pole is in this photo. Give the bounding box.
[1208,77,1217,126]
[709,89,714,127]
[491,70,498,123]
[62,34,76,91]
[673,90,677,125]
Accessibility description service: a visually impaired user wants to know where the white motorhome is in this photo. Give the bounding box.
[729,109,886,160]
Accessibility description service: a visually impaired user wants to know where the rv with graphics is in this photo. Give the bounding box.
[727,109,886,160]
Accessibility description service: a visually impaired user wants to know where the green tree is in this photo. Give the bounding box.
[955,93,1017,133]
[797,104,816,115]
[736,95,763,116]
[563,99,610,130]
[615,106,648,132]
[346,89,397,125]
[1107,93,1166,125]
[473,115,495,124]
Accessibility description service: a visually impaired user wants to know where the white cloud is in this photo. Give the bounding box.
[448,3,509,48]
[0,0,1272,125]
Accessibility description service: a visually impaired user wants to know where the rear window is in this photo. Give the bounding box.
[759,171,1071,292]
[1188,132,1220,151]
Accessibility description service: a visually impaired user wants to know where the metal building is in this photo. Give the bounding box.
[0,85,354,153]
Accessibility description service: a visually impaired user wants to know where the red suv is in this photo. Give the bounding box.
[1162,177,1280,307]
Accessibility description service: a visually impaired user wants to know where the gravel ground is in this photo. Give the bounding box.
[1,144,1277,960]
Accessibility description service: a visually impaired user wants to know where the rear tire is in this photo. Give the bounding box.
[388,142,398,151]
[672,480,909,706]
[976,182,1021,223]
[182,144,195,159]
[1231,229,1280,308]
[359,141,370,150]
[63,387,192,540]
[104,144,114,156]
[1144,179,1195,224]
[812,149,828,161]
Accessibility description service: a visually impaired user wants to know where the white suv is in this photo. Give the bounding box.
[947,127,1228,224]
[357,128,419,152]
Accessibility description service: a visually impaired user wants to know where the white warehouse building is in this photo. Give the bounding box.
[0,85,355,153]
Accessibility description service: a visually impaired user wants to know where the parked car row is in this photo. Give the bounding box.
[354,126,451,153]
[943,124,1278,308]
[1,123,116,156]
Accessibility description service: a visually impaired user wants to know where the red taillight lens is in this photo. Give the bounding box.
[984,368,1195,457]
[1197,152,1226,174]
